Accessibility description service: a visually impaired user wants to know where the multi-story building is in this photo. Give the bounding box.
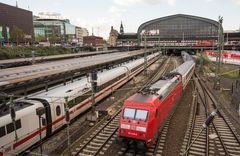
[81,28,89,37]
[0,2,34,43]
[75,26,89,45]
[108,26,119,47]
[83,35,104,46]
[33,13,76,43]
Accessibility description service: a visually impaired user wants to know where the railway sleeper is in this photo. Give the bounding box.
[101,131,114,135]
[86,144,101,150]
[191,134,206,140]
[107,125,118,128]
[191,143,206,148]
[110,121,119,125]
[194,140,206,145]
[90,141,104,147]
[78,153,93,156]
[82,148,96,154]
[109,123,119,126]
[96,135,109,140]
[99,133,111,137]
[190,137,206,142]
[222,137,239,143]
[223,141,240,147]
[189,146,205,152]
[93,138,106,143]
[225,148,240,154]
[104,127,117,131]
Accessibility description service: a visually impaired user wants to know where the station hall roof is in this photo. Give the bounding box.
[137,14,219,41]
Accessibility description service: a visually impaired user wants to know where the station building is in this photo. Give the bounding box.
[137,14,220,46]
[0,2,34,43]
[116,14,225,47]
[116,14,240,47]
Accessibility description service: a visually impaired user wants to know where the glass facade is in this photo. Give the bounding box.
[33,19,76,42]
[137,14,219,45]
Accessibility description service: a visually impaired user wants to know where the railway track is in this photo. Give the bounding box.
[181,73,240,156]
[67,57,178,156]
[72,111,120,156]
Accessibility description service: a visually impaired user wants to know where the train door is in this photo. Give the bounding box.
[52,100,65,131]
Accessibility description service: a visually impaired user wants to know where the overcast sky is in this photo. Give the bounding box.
[1,0,240,39]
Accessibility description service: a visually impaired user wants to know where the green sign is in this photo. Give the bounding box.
[6,27,10,39]
[0,26,3,39]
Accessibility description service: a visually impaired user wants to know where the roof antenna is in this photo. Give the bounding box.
[16,0,18,8]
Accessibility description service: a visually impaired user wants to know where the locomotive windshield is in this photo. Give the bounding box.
[123,108,148,121]
[135,110,148,121]
[123,108,135,119]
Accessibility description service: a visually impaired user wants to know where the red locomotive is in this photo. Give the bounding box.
[118,52,195,148]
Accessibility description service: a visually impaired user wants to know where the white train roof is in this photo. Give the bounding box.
[172,60,195,76]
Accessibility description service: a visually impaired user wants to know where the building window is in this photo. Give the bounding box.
[0,126,6,138]
[56,106,61,116]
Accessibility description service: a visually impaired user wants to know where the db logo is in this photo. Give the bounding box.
[131,125,136,130]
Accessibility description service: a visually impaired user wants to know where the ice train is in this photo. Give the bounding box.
[0,53,159,155]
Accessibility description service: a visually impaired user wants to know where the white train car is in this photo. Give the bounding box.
[172,51,195,89]
[0,53,159,155]
[0,100,46,155]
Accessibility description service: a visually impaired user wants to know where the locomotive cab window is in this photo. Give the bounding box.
[135,110,148,121]
[123,108,148,121]
[123,108,135,119]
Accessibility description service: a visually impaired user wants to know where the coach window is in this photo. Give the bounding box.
[16,119,22,129]
[42,118,46,126]
[68,100,75,108]
[6,123,14,134]
[0,126,6,138]
[56,106,61,116]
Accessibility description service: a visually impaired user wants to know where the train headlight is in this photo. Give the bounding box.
[121,124,130,129]
[136,126,146,132]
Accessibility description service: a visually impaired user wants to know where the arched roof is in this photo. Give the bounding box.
[137,14,219,41]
